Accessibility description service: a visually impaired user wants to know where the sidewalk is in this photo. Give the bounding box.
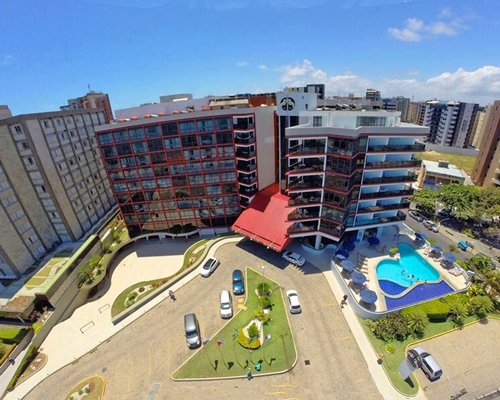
[4,236,242,400]
[438,223,500,260]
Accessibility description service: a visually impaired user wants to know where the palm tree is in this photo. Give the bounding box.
[470,296,494,317]
[78,264,94,284]
[406,311,429,335]
[448,302,467,323]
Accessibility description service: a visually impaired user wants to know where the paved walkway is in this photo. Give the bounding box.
[5,237,240,400]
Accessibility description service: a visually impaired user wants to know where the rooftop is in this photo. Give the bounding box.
[423,160,466,179]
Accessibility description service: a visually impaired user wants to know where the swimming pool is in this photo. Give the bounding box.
[376,243,440,287]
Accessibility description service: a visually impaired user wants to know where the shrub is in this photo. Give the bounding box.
[428,238,437,245]
[385,344,395,354]
[403,310,429,335]
[256,282,272,297]
[247,323,260,339]
[237,328,260,349]
[254,308,270,324]
[405,300,450,321]
[461,228,475,239]
[259,296,272,309]
[389,247,398,255]
[369,313,411,342]
[466,283,486,298]
[138,287,145,293]
[469,295,494,317]
[448,243,458,253]
[448,302,467,323]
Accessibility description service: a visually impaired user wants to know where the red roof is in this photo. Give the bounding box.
[232,184,292,252]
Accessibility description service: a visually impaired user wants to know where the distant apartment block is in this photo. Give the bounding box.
[383,97,410,121]
[0,105,12,120]
[62,91,114,123]
[417,160,466,190]
[470,107,487,148]
[419,100,478,148]
[365,89,381,102]
[471,100,500,187]
[406,102,422,124]
[0,110,115,277]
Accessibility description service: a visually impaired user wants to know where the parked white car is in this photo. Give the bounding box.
[282,251,306,266]
[219,290,233,319]
[286,290,302,314]
[423,220,439,232]
[200,257,220,277]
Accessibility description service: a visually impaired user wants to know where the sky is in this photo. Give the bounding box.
[1,0,499,115]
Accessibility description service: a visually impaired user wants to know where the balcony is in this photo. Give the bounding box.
[288,195,321,206]
[288,178,323,191]
[319,226,344,238]
[287,163,324,174]
[367,143,425,153]
[237,162,257,172]
[287,146,326,156]
[287,225,318,234]
[357,200,411,213]
[362,173,418,185]
[359,188,414,200]
[239,176,257,185]
[288,209,320,220]
[235,136,255,145]
[239,187,257,196]
[349,211,406,227]
[235,149,256,159]
[364,159,422,169]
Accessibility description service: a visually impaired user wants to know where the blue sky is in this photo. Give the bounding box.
[1,0,499,114]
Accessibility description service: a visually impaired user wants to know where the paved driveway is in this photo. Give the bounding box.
[413,319,500,400]
[24,240,380,400]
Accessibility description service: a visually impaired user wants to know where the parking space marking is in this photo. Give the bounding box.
[267,391,288,395]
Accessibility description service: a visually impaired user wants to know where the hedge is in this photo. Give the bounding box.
[237,328,261,349]
[0,327,29,344]
[403,299,450,321]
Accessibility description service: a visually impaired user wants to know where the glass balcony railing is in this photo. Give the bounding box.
[288,180,323,191]
[288,196,322,206]
[359,189,414,199]
[288,210,320,220]
[239,187,257,196]
[348,211,406,227]
[238,176,257,185]
[364,159,422,169]
[357,201,411,213]
[287,225,318,234]
[236,150,256,158]
[319,226,344,238]
[237,163,257,172]
[235,136,255,144]
[287,146,326,156]
[288,164,324,173]
[362,173,417,185]
[367,143,426,152]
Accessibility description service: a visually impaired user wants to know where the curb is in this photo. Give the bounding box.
[171,266,298,381]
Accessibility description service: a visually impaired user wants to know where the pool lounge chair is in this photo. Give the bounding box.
[449,266,465,276]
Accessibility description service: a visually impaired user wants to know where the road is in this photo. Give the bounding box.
[24,240,381,400]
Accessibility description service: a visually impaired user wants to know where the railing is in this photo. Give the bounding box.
[236,150,256,158]
[287,225,317,234]
[362,174,417,185]
[288,164,324,173]
[239,187,257,196]
[237,163,257,172]
[288,196,321,206]
[359,189,414,199]
[319,226,344,238]
[288,180,323,191]
[235,136,255,144]
[367,143,426,152]
[288,211,320,220]
[364,159,422,169]
[357,201,411,213]
[239,176,257,184]
[287,146,326,156]
[349,211,406,227]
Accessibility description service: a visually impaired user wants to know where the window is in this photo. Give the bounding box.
[313,116,323,127]
[161,122,178,136]
[197,119,214,132]
[43,120,50,128]
[129,128,145,140]
[356,116,387,127]
[13,125,22,134]
[181,135,198,148]
[25,157,34,166]
[113,130,130,143]
[216,131,233,145]
[1,195,16,207]
[10,209,24,221]
[215,118,231,130]
[147,139,164,152]
[98,133,113,145]
[178,121,196,134]
[20,142,29,150]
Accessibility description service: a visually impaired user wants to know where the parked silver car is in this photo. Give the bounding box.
[408,347,442,381]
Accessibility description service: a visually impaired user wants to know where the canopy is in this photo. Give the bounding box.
[442,253,456,263]
[415,232,427,240]
[367,236,380,246]
[342,242,355,252]
[351,271,367,285]
[360,289,378,304]
[340,260,356,272]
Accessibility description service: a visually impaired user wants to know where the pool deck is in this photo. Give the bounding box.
[334,225,468,313]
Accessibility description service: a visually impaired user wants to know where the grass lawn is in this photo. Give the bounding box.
[25,248,73,288]
[419,151,477,175]
[63,375,105,400]
[172,268,296,379]
[111,239,208,317]
[359,315,480,395]
[0,326,29,343]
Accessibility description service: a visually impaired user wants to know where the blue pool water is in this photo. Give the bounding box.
[385,281,454,310]
[378,280,406,295]
[376,243,440,287]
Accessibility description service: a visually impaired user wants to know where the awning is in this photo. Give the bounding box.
[232,184,292,252]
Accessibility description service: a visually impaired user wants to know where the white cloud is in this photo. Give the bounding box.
[388,10,465,42]
[408,69,419,76]
[278,59,500,105]
[258,64,268,70]
[1,55,14,66]
[236,60,249,67]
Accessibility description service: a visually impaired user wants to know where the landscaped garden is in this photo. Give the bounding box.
[110,239,208,317]
[172,268,296,379]
[63,375,105,400]
[362,253,499,396]
[0,325,30,366]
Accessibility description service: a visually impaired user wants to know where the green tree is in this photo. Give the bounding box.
[448,243,458,253]
[247,323,260,339]
[78,263,94,284]
[405,310,429,335]
[467,255,493,274]
[485,270,500,298]
[480,187,500,217]
[469,296,494,317]
[412,188,438,216]
[448,302,468,323]
[369,313,411,342]
[256,282,272,297]
[438,184,482,221]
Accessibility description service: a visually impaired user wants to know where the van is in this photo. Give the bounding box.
[220,290,233,319]
[184,313,201,349]
[408,347,442,381]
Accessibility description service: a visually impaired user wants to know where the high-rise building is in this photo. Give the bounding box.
[406,102,422,124]
[95,107,276,237]
[471,100,500,187]
[62,91,114,123]
[365,89,381,102]
[383,97,410,121]
[470,107,487,148]
[435,101,478,148]
[418,100,447,143]
[306,84,325,100]
[0,110,115,277]
[0,105,12,120]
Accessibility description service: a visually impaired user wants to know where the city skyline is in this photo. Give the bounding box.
[1,0,499,115]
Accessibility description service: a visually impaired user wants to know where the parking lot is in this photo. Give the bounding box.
[413,319,500,400]
[24,239,380,400]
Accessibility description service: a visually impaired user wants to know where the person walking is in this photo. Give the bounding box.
[340,294,348,308]
[168,290,176,301]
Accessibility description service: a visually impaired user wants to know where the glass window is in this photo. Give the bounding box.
[148,139,164,152]
[132,142,147,153]
[199,133,215,146]
[166,150,183,162]
[356,116,387,127]
[138,168,153,178]
[191,186,206,197]
[170,164,186,174]
[207,185,221,195]
[113,183,127,192]
[181,134,198,148]
[216,131,233,145]
[205,174,220,184]
[103,146,117,158]
[157,178,172,188]
[313,116,323,127]
[197,119,214,132]
[113,130,130,142]
[136,155,150,166]
[142,180,156,189]
[124,169,139,179]
[150,152,166,164]
[178,121,196,134]
[215,117,231,130]
[154,165,169,176]
[116,143,132,156]
[161,122,178,136]
[185,162,201,174]
[129,128,145,140]
[164,137,181,149]
[218,146,234,157]
[120,157,135,168]
[98,133,113,145]
[189,175,204,185]
[146,125,161,137]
